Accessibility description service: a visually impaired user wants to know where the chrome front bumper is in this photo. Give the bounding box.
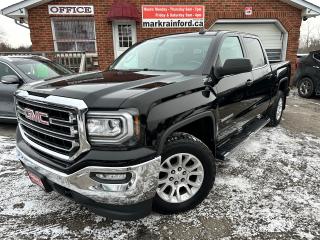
[17,147,161,205]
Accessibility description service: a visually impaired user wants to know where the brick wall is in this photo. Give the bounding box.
[28,0,302,74]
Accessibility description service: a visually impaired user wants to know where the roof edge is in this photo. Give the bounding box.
[1,0,319,18]
[1,0,52,15]
[280,0,320,14]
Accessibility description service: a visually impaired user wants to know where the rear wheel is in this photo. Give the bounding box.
[153,133,216,214]
[267,90,285,127]
[298,78,314,98]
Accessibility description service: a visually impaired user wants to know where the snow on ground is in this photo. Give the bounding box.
[0,127,320,239]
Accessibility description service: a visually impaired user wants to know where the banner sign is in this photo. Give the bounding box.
[142,5,205,28]
[48,5,94,15]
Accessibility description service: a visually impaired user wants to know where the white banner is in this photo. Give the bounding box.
[48,5,94,15]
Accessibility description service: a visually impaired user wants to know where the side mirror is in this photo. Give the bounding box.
[215,58,252,78]
[1,75,21,84]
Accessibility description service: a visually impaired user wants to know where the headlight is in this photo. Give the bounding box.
[87,118,122,137]
[86,111,138,144]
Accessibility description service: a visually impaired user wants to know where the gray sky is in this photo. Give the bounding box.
[0,0,319,47]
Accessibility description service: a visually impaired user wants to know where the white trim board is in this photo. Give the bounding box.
[1,0,319,21]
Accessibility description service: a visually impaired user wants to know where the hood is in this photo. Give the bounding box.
[22,70,203,109]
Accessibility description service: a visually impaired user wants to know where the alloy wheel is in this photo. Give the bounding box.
[157,153,204,203]
[276,97,283,121]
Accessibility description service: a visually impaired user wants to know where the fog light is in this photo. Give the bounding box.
[96,173,127,181]
[91,172,132,184]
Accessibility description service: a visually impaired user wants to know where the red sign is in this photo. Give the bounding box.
[245,6,253,16]
[142,5,205,28]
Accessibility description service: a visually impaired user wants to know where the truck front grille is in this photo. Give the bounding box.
[15,91,90,162]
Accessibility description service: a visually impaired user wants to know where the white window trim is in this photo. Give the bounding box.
[112,20,137,59]
[209,19,288,61]
[50,17,98,55]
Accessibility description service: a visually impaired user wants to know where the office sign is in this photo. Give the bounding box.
[142,5,205,28]
[48,5,94,15]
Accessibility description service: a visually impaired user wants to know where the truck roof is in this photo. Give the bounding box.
[153,30,259,39]
[0,55,50,63]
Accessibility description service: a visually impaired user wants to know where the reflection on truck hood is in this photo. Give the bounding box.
[22,70,202,109]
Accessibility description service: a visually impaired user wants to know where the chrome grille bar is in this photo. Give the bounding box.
[15,90,90,161]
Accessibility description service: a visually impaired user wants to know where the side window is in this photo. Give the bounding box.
[218,37,244,66]
[0,63,16,79]
[244,38,267,68]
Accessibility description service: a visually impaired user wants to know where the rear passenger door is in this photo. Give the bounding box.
[215,36,254,141]
[243,37,273,117]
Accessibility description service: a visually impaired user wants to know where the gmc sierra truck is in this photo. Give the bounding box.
[14,30,290,220]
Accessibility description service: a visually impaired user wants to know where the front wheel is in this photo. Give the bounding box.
[153,132,216,214]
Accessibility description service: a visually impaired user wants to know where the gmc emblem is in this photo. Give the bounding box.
[24,108,49,126]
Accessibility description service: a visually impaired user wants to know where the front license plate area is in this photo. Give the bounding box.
[27,170,52,192]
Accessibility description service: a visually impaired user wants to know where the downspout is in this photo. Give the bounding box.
[14,19,30,29]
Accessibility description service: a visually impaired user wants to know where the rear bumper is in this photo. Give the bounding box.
[17,147,161,219]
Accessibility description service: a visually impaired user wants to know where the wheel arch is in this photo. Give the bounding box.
[156,111,216,156]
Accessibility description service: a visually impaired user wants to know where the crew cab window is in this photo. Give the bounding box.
[0,63,16,79]
[244,38,266,68]
[218,37,244,66]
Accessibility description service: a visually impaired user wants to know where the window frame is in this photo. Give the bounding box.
[0,61,23,81]
[243,36,268,70]
[313,52,320,63]
[217,36,245,67]
[51,17,98,54]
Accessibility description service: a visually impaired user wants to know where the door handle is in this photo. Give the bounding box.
[246,79,253,86]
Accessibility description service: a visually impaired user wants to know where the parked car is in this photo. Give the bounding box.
[0,55,73,121]
[293,50,320,98]
[15,31,290,220]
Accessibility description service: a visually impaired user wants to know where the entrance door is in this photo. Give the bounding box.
[112,20,137,59]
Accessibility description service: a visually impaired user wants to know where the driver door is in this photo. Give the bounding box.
[0,62,20,119]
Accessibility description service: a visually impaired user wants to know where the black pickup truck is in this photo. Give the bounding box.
[14,30,290,220]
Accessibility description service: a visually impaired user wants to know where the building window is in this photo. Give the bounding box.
[117,25,133,48]
[52,18,97,53]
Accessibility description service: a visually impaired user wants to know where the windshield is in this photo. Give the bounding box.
[14,59,72,80]
[112,37,213,72]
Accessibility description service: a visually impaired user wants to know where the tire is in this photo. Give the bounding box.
[298,77,314,98]
[153,132,216,214]
[267,90,285,127]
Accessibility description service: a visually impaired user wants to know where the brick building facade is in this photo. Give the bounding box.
[2,0,320,73]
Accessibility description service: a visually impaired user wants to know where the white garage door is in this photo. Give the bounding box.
[211,23,284,62]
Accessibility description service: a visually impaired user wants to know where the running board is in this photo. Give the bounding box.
[216,118,270,161]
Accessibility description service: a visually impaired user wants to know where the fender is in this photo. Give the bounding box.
[279,77,289,93]
[156,111,216,155]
